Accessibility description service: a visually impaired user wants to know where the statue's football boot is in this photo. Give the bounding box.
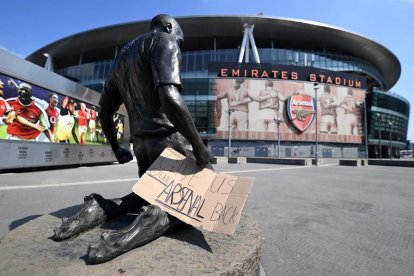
[87,205,182,264]
[52,193,113,241]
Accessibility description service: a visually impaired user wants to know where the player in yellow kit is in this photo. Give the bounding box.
[54,97,79,143]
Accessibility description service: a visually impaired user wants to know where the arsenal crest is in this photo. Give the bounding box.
[287,94,315,132]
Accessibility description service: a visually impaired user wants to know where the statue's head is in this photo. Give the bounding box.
[150,14,184,47]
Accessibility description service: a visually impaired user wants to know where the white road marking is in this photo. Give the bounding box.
[0,178,137,191]
[223,165,312,174]
[0,164,336,191]
[224,163,337,174]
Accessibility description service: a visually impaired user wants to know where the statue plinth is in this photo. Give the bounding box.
[0,210,262,275]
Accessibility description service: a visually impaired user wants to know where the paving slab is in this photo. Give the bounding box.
[0,210,262,276]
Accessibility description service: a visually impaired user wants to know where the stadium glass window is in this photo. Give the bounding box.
[182,55,188,72]
[203,53,211,70]
[187,54,195,72]
[195,54,203,71]
[277,50,286,64]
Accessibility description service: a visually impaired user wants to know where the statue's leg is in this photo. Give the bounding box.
[87,204,185,264]
[52,192,148,241]
[85,133,191,263]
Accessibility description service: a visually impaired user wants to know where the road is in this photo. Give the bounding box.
[1,161,414,275]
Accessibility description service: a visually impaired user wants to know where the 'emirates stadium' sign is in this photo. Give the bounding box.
[209,62,367,89]
[287,94,315,132]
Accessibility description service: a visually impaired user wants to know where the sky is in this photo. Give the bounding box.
[1,0,413,140]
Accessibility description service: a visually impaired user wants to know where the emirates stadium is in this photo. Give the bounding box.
[0,15,410,168]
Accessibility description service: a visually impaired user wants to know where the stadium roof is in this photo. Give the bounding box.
[26,15,400,90]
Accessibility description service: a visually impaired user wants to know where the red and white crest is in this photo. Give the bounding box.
[287,94,315,132]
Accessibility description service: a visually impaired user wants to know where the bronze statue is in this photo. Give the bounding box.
[52,14,213,264]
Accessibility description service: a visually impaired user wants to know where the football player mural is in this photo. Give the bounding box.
[0,73,125,144]
[215,78,366,143]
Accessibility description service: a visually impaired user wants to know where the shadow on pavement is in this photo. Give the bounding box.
[9,214,43,231]
[12,205,212,254]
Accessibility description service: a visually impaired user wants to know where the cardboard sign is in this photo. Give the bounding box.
[132,148,254,235]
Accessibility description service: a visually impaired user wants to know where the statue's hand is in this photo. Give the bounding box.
[115,147,133,164]
[194,146,214,168]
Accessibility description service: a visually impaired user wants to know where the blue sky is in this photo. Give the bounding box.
[1,0,413,140]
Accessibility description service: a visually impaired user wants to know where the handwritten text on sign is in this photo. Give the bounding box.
[132,148,254,235]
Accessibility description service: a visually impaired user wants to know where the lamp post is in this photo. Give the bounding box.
[274,117,284,158]
[227,109,234,158]
[313,82,319,166]
[362,100,368,159]
[388,121,393,160]
[377,113,382,159]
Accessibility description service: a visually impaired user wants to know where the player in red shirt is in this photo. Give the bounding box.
[319,85,338,134]
[46,93,60,137]
[0,79,16,126]
[37,92,60,142]
[6,82,52,141]
[339,88,362,135]
[76,102,89,144]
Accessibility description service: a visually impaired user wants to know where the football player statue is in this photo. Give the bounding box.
[51,14,213,264]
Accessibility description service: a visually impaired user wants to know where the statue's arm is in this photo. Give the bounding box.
[152,33,212,167]
[158,84,213,167]
[99,80,132,164]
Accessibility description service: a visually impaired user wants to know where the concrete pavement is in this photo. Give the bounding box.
[1,161,413,275]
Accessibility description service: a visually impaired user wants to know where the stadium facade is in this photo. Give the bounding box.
[2,15,410,164]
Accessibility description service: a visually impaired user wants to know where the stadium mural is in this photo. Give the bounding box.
[214,78,366,144]
[0,72,124,145]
